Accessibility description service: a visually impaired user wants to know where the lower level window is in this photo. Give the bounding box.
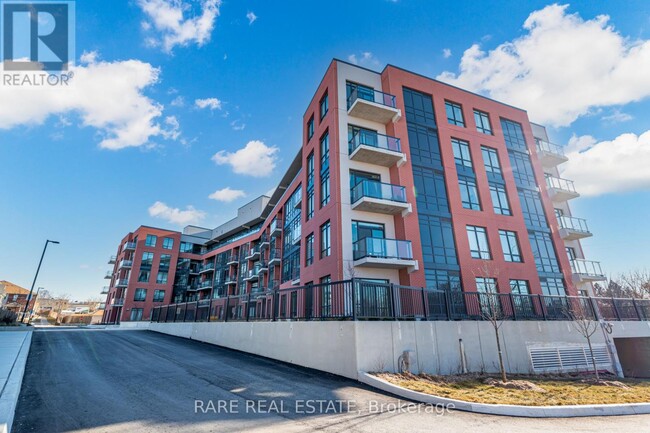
[153,289,165,302]
[130,308,144,321]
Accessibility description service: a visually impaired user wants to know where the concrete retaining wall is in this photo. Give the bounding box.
[142,320,650,379]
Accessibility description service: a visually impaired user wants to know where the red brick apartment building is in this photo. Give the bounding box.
[102,59,603,323]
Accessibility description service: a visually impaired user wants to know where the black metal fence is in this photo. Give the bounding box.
[149,279,650,324]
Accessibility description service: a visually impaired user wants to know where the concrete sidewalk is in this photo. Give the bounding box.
[0,330,33,433]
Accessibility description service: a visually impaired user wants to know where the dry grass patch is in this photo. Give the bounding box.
[374,373,650,406]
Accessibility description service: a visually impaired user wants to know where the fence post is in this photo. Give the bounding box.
[246,293,252,322]
[207,299,212,322]
[172,305,177,323]
[224,296,230,322]
[351,279,357,320]
[184,303,190,322]
[509,293,517,320]
[444,290,451,320]
[631,298,643,321]
[420,287,428,320]
[272,291,278,322]
[194,301,199,322]
[611,297,621,321]
[390,284,397,320]
[538,295,546,320]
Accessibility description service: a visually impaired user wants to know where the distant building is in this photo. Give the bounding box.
[0,280,36,315]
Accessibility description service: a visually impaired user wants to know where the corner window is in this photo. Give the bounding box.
[445,101,465,127]
[319,91,329,120]
[145,234,157,247]
[307,115,314,140]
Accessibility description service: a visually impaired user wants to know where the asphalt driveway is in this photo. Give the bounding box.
[12,329,650,432]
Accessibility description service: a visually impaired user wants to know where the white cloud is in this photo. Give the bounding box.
[195,97,222,110]
[162,116,181,140]
[347,52,381,68]
[601,109,633,124]
[170,95,185,107]
[138,0,221,53]
[437,4,650,127]
[442,48,452,58]
[212,140,278,177]
[246,11,257,25]
[208,187,247,202]
[0,55,174,150]
[148,201,206,225]
[562,131,650,196]
[230,120,245,131]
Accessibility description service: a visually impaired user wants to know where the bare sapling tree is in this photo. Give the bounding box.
[473,263,508,383]
[563,302,601,381]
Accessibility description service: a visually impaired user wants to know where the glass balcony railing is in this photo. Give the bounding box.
[348,130,401,155]
[112,298,124,307]
[118,259,133,268]
[101,286,109,294]
[570,259,604,277]
[353,237,414,261]
[270,218,283,236]
[123,241,136,250]
[346,85,397,110]
[116,279,129,287]
[546,176,577,193]
[200,262,215,272]
[108,255,116,264]
[535,139,565,157]
[199,280,213,289]
[351,180,407,204]
[269,248,281,263]
[558,216,590,233]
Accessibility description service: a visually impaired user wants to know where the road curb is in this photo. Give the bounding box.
[0,331,33,433]
[357,372,650,418]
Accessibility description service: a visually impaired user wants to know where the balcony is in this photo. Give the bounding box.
[226,255,238,266]
[245,246,261,261]
[199,262,215,274]
[123,241,136,250]
[269,248,281,266]
[118,259,133,269]
[348,130,406,167]
[570,259,606,283]
[100,286,109,294]
[115,279,129,288]
[189,265,200,275]
[108,255,116,264]
[260,234,270,248]
[346,86,401,124]
[225,276,237,285]
[243,264,262,281]
[546,176,580,202]
[351,180,411,216]
[104,271,113,279]
[99,303,106,310]
[558,216,592,241]
[535,139,569,167]
[112,298,124,307]
[258,260,268,274]
[199,280,213,290]
[270,218,283,237]
[353,237,418,271]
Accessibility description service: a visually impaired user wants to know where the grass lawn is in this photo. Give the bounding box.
[375,373,650,406]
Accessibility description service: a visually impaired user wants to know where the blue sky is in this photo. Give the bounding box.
[1,0,649,300]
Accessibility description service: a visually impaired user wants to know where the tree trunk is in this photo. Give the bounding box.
[494,325,507,382]
[586,335,600,381]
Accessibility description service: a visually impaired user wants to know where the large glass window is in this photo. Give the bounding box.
[305,233,314,266]
[162,237,174,249]
[138,270,150,283]
[474,110,492,134]
[419,215,457,266]
[458,176,481,210]
[320,221,331,258]
[501,118,528,152]
[413,166,449,214]
[452,138,472,169]
[481,146,501,175]
[145,234,157,247]
[320,132,330,207]
[407,124,443,168]
[306,151,315,220]
[352,221,385,242]
[134,288,147,302]
[519,189,548,229]
[403,87,436,127]
[320,170,330,207]
[159,254,171,270]
[509,151,537,189]
[541,277,566,296]
[489,183,511,216]
[467,226,491,259]
[529,231,560,273]
[425,269,461,291]
[320,131,329,170]
[499,230,522,262]
[153,289,165,302]
[445,101,465,127]
[129,308,143,321]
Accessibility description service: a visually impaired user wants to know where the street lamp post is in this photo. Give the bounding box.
[22,240,59,323]
[28,287,43,320]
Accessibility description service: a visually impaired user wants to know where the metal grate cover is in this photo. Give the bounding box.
[529,345,611,372]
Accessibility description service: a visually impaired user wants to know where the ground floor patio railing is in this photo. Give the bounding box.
[148,279,650,324]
